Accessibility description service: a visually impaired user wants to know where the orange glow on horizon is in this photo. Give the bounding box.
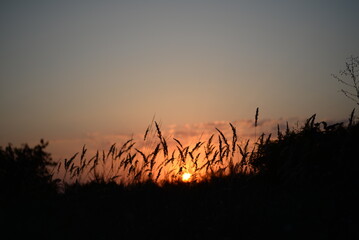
[182,172,192,182]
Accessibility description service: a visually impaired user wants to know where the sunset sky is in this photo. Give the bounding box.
[1,0,359,160]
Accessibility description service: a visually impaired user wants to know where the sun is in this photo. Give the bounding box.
[182,172,192,182]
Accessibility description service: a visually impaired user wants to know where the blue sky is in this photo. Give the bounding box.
[1,0,359,158]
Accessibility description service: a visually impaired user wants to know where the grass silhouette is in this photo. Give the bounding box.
[1,110,359,239]
[54,109,263,187]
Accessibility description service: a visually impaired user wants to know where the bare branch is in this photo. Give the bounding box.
[332,74,355,88]
[341,89,358,103]
[333,56,359,105]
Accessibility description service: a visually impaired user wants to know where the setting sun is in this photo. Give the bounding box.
[182,173,192,182]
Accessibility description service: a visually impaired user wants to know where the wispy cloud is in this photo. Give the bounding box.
[48,117,310,162]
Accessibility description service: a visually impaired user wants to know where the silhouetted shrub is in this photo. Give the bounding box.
[251,114,359,187]
[0,139,57,197]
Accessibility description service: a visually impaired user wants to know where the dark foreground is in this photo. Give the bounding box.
[2,177,358,239]
[1,116,359,239]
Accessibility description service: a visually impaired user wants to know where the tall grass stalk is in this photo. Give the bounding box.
[54,110,354,190]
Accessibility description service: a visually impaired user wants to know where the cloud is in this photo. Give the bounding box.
[48,132,141,161]
[48,117,309,162]
[161,117,306,145]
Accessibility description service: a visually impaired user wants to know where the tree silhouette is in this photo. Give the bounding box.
[0,139,57,196]
[332,55,359,105]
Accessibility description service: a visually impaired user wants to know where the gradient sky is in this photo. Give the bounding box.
[1,0,359,158]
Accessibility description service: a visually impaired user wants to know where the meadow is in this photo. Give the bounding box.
[1,109,358,239]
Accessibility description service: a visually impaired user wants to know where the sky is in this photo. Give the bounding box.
[1,0,359,160]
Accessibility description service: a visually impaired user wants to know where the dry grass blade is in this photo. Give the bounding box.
[182,146,189,162]
[205,135,215,160]
[152,121,168,157]
[155,121,162,139]
[149,144,160,171]
[286,121,290,135]
[89,151,99,172]
[191,141,203,153]
[144,126,150,141]
[349,108,355,127]
[107,143,116,158]
[216,128,229,146]
[102,150,106,165]
[305,114,316,129]
[173,138,183,148]
[135,148,148,164]
[230,123,237,155]
[277,124,283,140]
[134,170,142,182]
[237,144,245,159]
[266,134,271,145]
[155,167,163,182]
[116,139,134,159]
[208,134,214,146]
[65,152,78,170]
[189,151,194,160]
[177,145,184,162]
[56,161,62,173]
[254,107,259,140]
[218,135,223,164]
[161,136,168,158]
[164,151,176,166]
[255,107,259,127]
[80,145,87,162]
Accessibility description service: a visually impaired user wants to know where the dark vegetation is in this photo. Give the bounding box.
[1,56,358,239]
[1,111,359,239]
